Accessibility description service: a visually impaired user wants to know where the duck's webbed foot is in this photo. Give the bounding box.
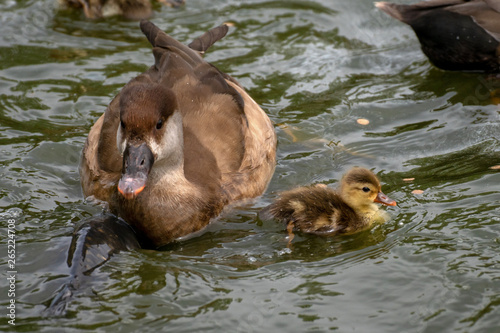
[286,222,295,248]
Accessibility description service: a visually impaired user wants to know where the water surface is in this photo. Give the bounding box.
[1,0,500,332]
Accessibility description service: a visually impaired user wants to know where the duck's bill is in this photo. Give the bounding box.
[118,143,154,200]
[375,191,397,206]
[118,174,148,199]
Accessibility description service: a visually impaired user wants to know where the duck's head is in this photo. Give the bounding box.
[116,83,182,199]
[340,167,397,213]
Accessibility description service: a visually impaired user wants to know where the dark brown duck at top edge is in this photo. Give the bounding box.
[80,21,277,248]
[376,0,500,72]
[261,167,397,240]
[59,0,185,20]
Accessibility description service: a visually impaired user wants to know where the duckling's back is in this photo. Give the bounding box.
[261,186,362,236]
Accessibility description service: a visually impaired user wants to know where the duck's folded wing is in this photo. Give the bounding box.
[221,80,276,200]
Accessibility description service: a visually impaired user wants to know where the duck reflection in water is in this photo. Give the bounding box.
[44,214,140,316]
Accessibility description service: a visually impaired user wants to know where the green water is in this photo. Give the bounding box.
[1,0,500,332]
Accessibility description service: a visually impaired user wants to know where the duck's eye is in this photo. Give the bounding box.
[362,187,370,193]
[156,119,163,130]
[120,120,125,129]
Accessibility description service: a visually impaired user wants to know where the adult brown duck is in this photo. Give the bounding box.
[261,167,397,240]
[59,0,184,20]
[80,21,277,248]
[376,0,500,72]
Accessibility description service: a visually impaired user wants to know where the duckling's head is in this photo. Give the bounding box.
[116,83,181,199]
[339,167,396,215]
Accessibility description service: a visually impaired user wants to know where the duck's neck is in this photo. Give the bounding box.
[340,192,379,221]
[348,201,390,226]
[148,111,193,190]
[352,203,380,222]
[149,157,191,189]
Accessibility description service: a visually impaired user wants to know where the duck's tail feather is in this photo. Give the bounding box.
[188,25,229,54]
[140,20,194,55]
[140,20,208,75]
[375,2,406,22]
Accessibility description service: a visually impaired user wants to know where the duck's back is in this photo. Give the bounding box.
[261,186,362,236]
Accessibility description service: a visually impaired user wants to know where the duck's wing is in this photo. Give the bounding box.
[221,80,276,200]
[80,95,122,202]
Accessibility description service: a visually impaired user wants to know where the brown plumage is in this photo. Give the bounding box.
[59,0,184,20]
[261,167,397,237]
[376,0,500,72]
[80,21,277,248]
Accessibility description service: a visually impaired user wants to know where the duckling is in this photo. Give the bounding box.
[80,21,277,248]
[59,0,184,20]
[261,167,396,239]
[376,0,500,72]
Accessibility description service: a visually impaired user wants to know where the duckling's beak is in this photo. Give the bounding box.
[375,191,397,206]
[118,142,154,200]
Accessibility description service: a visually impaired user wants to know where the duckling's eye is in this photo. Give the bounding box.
[120,120,125,129]
[156,119,163,130]
[362,187,370,193]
